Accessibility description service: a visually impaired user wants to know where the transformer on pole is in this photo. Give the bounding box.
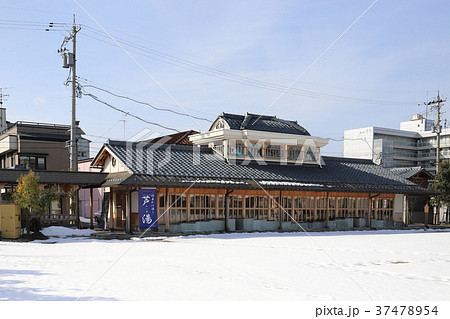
[58,14,81,171]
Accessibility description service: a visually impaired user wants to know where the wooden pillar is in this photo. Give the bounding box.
[164,188,170,232]
[242,193,247,219]
[278,190,282,230]
[215,192,219,220]
[404,194,408,225]
[90,187,94,229]
[313,195,317,221]
[326,192,329,228]
[125,188,131,234]
[108,189,114,230]
[75,187,80,229]
[225,190,232,232]
[186,189,191,222]
[368,193,372,228]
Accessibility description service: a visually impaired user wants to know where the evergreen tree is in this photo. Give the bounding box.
[12,170,60,234]
[430,161,450,207]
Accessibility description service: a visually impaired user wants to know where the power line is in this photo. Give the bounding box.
[73,0,202,131]
[77,76,217,117]
[81,84,212,122]
[79,23,417,106]
[82,91,180,133]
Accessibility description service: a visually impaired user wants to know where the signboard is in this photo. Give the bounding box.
[139,189,158,229]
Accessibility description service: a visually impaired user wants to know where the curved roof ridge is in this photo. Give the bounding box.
[219,112,310,136]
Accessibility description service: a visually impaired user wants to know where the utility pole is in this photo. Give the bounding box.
[59,15,81,171]
[425,91,446,225]
[425,91,446,173]
[70,15,78,171]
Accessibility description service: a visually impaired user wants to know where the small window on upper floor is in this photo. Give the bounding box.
[265,144,283,159]
[215,121,224,130]
[19,155,46,170]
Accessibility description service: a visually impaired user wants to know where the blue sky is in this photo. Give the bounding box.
[1,0,449,157]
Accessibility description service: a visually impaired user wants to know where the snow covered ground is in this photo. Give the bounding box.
[1,228,450,301]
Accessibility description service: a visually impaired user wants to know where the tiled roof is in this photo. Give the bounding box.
[0,169,107,187]
[103,140,434,194]
[219,112,310,136]
[143,130,198,145]
[390,167,434,179]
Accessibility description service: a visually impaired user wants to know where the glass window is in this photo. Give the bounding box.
[265,144,283,158]
[18,155,46,170]
[287,146,302,160]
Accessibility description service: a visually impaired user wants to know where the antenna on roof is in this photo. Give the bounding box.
[0,88,11,107]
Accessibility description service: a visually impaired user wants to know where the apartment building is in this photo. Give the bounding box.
[343,114,448,173]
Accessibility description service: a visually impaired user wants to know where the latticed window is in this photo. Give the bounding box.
[287,146,302,161]
[245,195,269,219]
[189,194,217,221]
[328,197,336,219]
[281,196,292,221]
[265,144,283,159]
[169,194,187,224]
[292,196,314,222]
[229,195,243,218]
[229,141,246,157]
[316,197,327,221]
[247,142,263,157]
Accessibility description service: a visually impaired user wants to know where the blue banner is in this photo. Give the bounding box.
[138,189,158,229]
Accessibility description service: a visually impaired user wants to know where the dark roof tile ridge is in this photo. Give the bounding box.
[107,139,213,152]
[321,156,375,164]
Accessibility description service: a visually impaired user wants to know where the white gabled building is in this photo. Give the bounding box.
[190,112,329,165]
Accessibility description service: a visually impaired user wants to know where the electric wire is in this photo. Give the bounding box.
[79,26,418,106]
[0,18,421,105]
[81,91,180,132]
[73,0,202,131]
[81,84,212,122]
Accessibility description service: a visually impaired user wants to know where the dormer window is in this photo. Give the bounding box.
[247,142,263,157]
[230,141,245,157]
[189,112,329,166]
[265,144,283,159]
[215,121,224,130]
[288,146,302,161]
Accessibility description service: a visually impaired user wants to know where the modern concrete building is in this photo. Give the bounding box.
[343,114,449,173]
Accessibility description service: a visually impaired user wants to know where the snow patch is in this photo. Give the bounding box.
[41,226,97,238]
[259,181,324,187]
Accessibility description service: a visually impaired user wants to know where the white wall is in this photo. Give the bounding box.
[343,127,374,159]
[393,194,404,222]
[103,155,127,173]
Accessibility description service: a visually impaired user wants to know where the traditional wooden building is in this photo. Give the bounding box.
[390,167,434,224]
[0,169,106,226]
[91,112,434,233]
